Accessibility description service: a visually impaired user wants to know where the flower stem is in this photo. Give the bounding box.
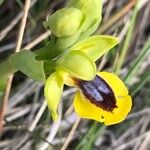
[114,0,139,74]
[124,37,150,84]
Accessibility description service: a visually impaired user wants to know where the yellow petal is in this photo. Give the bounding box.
[102,96,132,125]
[57,69,76,87]
[97,72,128,97]
[44,72,64,120]
[57,51,96,80]
[74,91,104,122]
[73,91,132,125]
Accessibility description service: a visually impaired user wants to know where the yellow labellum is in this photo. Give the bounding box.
[73,72,132,125]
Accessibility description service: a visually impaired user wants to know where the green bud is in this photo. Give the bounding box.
[45,7,83,37]
[43,0,102,51]
[67,0,102,38]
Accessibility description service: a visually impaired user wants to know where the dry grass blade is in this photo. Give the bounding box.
[61,117,81,150]
[96,0,135,34]
[115,131,150,150]
[0,0,38,42]
[139,132,150,150]
[23,31,51,50]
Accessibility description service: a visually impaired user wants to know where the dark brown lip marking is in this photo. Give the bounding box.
[76,75,117,112]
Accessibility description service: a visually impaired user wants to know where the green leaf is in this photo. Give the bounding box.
[44,72,64,120]
[0,50,47,92]
[70,35,119,61]
[57,51,96,80]
[131,70,150,96]
[0,59,17,91]
[0,0,4,5]
[10,50,46,82]
[35,42,56,60]
[76,122,105,150]
[44,60,56,77]
[114,0,140,74]
[83,125,105,150]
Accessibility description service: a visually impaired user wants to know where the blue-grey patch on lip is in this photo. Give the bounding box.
[76,75,117,112]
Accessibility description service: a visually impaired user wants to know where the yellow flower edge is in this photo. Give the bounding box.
[97,72,128,97]
[73,72,132,125]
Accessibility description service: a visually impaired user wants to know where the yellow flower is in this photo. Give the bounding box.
[45,70,132,125]
[74,72,132,125]
[44,35,132,125]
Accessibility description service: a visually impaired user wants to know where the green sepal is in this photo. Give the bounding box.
[10,50,46,82]
[55,31,81,51]
[69,35,119,61]
[44,72,64,120]
[56,51,96,80]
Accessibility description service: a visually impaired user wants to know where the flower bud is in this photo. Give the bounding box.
[67,0,102,37]
[46,7,83,37]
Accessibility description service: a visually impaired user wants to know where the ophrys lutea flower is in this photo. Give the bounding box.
[44,35,132,125]
[74,72,132,125]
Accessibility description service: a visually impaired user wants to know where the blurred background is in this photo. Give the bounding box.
[0,0,150,149]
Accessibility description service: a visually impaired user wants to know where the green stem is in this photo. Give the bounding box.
[131,71,150,96]
[114,0,139,74]
[124,37,150,84]
[75,122,105,150]
[75,122,97,150]
[83,125,105,150]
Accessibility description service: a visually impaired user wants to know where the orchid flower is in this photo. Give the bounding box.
[44,35,132,125]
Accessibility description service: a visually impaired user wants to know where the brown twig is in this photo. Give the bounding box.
[0,0,38,42]
[0,0,31,133]
[15,0,31,52]
[61,117,81,150]
[0,75,13,133]
[23,31,51,50]
[0,13,23,42]
[96,0,136,34]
